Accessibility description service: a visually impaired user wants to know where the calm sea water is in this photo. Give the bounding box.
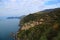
[0,19,20,40]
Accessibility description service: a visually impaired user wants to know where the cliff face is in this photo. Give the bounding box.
[17,8,60,40]
[21,18,44,30]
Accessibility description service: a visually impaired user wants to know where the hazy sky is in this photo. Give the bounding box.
[0,0,60,16]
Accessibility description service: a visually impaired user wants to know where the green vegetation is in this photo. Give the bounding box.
[17,8,60,40]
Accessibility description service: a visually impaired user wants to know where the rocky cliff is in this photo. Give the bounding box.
[17,8,60,40]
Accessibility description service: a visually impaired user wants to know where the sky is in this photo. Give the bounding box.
[0,0,60,17]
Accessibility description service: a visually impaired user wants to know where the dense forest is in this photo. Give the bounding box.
[17,8,60,40]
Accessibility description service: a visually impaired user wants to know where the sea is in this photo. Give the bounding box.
[0,19,20,40]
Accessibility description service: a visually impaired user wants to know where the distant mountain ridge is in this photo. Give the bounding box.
[7,17,20,19]
[42,8,60,12]
[7,15,26,19]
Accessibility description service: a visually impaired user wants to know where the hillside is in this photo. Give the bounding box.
[17,8,60,40]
